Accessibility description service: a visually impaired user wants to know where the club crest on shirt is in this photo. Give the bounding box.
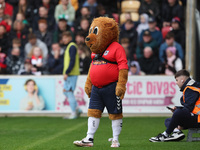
[104,50,109,56]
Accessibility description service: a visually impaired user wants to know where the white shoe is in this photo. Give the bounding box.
[73,138,94,147]
[63,114,77,119]
[111,140,120,147]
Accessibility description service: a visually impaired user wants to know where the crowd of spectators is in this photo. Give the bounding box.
[0,0,186,76]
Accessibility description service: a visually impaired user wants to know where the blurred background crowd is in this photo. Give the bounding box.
[0,0,187,76]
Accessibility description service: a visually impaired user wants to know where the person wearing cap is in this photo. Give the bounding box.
[53,14,74,43]
[54,0,75,26]
[159,31,184,64]
[139,16,163,46]
[136,30,159,59]
[160,46,183,75]
[171,17,185,52]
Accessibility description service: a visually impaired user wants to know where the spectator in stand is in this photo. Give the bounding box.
[0,0,13,17]
[15,12,29,30]
[6,47,24,74]
[7,38,24,58]
[139,0,160,22]
[78,44,91,74]
[82,0,98,18]
[120,37,132,64]
[139,46,160,75]
[0,18,11,31]
[161,0,184,25]
[74,6,92,31]
[97,0,118,14]
[32,6,56,32]
[54,0,75,26]
[160,46,183,75]
[48,43,64,74]
[53,14,74,43]
[35,19,53,52]
[24,33,48,59]
[28,46,46,75]
[0,47,6,74]
[128,61,145,75]
[120,19,138,60]
[75,17,90,38]
[12,0,33,26]
[75,31,86,45]
[39,0,55,17]
[139,16,163,46]
[9,20,29,49]
[0,6,4,22]
[0,23,9,54]
[159,31,184,63]
[96,4,113,18]
[136,13,149,37]
[136,30,159,59]
[19,58,33,75]
[171,17,185,53]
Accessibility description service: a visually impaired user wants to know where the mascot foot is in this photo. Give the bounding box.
[73,138,94,147]
[108,138,120,147]
[111,140,120,148]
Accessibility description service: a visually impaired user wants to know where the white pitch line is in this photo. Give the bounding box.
[16,121,87,150]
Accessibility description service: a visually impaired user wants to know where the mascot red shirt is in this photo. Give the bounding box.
[90,42,128,88]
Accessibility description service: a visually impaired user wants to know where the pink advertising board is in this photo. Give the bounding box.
[55,75,182,114]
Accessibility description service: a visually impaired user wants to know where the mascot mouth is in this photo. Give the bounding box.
[89,44,93,48]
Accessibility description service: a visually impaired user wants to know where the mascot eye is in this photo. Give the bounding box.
[89,27,92,33]
[93,27,98,35]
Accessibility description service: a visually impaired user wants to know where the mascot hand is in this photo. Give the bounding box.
[85,81,92,98]
[116,83,126,100]
[115,69,128,100]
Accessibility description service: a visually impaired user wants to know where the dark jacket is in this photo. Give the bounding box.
[139,0,160,19]
[47,52,64,74]
[138,55,160,75]
[0,34,9,54]
[180,78,200,112]
[35,30,53,52]
[161,0,184,23]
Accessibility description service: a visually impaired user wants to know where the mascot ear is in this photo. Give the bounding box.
[103,21,115,29]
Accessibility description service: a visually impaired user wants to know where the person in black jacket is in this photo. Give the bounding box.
[35,19,53,52]
[161,0,184,26]
[47,43,64,74]
[149,69,200,142]
[138,46,159,75]
[139,0,160,21]
[171,17,185,54]
[119,19,138,59]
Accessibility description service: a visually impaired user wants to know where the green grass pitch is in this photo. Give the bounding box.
[0,116,200,150]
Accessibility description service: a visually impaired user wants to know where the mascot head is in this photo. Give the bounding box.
[85,17,119,54]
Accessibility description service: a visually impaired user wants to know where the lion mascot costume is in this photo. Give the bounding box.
[74,17,128,148]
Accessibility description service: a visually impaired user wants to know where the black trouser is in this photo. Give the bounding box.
[165,108,200,134]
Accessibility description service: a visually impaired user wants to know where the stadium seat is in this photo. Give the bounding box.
[121,0,141,13]
[120,12,139,24]
[187,128,200,142]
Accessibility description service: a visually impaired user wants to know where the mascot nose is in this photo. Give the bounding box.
[85,37,90,41]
